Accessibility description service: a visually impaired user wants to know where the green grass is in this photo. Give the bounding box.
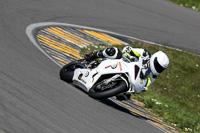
[80,43,200,132]
[169,0,200,11]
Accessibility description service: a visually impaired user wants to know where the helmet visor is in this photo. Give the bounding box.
[154,57,166,73]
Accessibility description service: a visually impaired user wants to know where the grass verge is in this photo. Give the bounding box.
[80,43,200,133]
[169,0,200,11]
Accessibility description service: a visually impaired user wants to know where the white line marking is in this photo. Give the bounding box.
[147,121,169,133]
[26,23,62,67]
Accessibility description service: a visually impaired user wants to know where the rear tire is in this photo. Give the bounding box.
[88,80,128,99]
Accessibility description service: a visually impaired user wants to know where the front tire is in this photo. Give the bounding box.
[88,80,128,99]
[60,61,83,82]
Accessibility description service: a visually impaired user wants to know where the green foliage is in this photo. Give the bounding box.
[80,43,200,132]
[169,0,200,11]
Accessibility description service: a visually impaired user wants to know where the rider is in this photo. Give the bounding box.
[84,46,169,97]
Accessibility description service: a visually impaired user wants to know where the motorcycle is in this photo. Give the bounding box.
[60,56,149,99]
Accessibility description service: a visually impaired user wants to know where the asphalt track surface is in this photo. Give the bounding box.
[0,0,200,133]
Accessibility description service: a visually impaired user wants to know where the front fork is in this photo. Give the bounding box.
[103,74,129,88]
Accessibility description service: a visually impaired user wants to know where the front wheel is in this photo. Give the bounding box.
[60,60,83,82]
[88,79,128,99]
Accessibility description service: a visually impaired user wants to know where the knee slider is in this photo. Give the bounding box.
[105,48,116,56]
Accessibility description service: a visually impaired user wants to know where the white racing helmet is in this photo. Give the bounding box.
[150,51,169,75]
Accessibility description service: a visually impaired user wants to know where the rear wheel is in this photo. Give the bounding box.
[59,61,83,82]
[88,79,128,99]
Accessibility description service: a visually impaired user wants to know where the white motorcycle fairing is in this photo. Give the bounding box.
[72,58,148,94]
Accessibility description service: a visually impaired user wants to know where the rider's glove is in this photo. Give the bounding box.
[142,50,151,63]
[142,56,150,65]
[124,46,132,53]
[143,56,150,62]
[84,52,95,61]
